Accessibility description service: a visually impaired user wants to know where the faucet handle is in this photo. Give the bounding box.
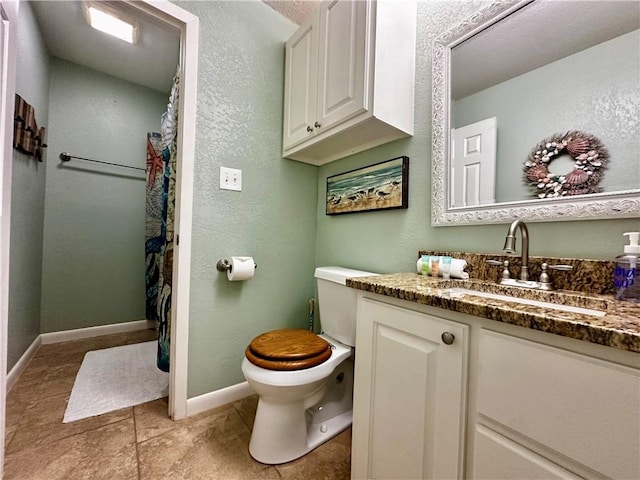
[487,259,511,279]
[539,263,551,284]
[547,264,573,271]
[539,263,574,289]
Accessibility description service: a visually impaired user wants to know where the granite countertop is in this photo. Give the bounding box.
[346,273,640,353]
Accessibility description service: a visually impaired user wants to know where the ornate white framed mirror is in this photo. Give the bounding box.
[431,0,640,226]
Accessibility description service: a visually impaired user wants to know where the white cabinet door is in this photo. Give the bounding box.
[283,13,318,149]
[352,298,468,480]
[315,0,368,133]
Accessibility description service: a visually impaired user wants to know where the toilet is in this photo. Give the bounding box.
[241,266,377,464]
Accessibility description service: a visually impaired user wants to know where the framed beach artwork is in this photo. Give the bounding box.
[326,156,409,215]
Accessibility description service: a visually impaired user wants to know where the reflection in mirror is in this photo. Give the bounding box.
[432,0,640,225]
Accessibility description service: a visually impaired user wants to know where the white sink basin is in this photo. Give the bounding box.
[444,288,606,317]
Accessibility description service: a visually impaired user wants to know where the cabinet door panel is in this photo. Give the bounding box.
[283,17,318,149]
[477,330,640,479]
[316,0,368,131]
[352,298,467,479]
[369,324,438,479]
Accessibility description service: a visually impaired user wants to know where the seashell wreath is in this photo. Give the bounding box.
[524,131,609,199]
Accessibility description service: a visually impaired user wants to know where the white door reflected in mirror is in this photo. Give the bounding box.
[451,117,496,208]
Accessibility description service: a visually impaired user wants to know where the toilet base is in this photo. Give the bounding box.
[306,409,352,453]
[248,358,354,465]
[248,401,352,465]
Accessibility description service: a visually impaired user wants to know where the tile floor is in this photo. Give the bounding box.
[4,329,352,479]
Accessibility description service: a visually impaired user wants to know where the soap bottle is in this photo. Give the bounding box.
[613,232,640,303]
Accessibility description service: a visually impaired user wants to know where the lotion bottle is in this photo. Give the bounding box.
[613,232,640,303]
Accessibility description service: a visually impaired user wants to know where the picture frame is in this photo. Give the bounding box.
[326,156,409,215]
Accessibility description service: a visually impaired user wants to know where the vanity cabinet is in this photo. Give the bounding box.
[351,298,468,479]
[282,0,416,165]
[351,292,640,480]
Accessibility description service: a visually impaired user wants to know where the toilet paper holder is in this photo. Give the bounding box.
[216,259,257,272]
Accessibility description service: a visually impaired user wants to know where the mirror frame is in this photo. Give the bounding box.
[431,0,640,226]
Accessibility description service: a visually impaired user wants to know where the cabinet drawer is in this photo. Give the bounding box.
[473,424,581,480]
[476,330,640,479]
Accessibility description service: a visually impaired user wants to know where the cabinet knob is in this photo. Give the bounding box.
[314,121,321,128]
[441,332,455,345]
[306,125,314,133]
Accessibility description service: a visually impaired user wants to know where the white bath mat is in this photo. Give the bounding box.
[64,341,169,423]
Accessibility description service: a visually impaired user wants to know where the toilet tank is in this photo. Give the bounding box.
[314,266,378,347]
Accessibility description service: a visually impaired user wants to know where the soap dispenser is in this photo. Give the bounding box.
[614,232,640,302]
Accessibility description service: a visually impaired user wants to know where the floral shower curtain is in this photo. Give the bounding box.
[145,70,179,372]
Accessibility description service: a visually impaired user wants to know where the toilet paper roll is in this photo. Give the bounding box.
[227,256,256,281]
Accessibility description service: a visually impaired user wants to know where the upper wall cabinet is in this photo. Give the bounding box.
[283,0,416,165]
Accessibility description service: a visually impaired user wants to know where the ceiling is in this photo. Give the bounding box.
[263,0,319,26]
[451,1,640,100]
[30,1,181,93]
[29,0,317,94]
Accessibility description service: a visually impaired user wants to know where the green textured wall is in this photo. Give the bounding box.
[315,1,640,275]
[40,58,167,333]
[8,0,49,371]
[180,1,318,398]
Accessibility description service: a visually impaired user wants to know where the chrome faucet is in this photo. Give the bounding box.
[503,219,529,281]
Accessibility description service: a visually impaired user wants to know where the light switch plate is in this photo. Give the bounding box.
[220,166,242,191]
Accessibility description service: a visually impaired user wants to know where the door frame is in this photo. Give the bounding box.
[0,2,198,472]
[0,1,18,476]
[122,0,198,421]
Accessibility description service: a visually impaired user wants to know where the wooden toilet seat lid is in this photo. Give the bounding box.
[245,328,332,371]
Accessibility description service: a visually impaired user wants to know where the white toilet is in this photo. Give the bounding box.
[241,266,377,464]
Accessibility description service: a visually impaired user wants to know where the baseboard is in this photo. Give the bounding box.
[40,319,154,345]
[6,335,42,392]
[186,381,254,417]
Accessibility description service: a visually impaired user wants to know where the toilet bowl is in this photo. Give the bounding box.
[242,334,352,464]
[241,266,377,465]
